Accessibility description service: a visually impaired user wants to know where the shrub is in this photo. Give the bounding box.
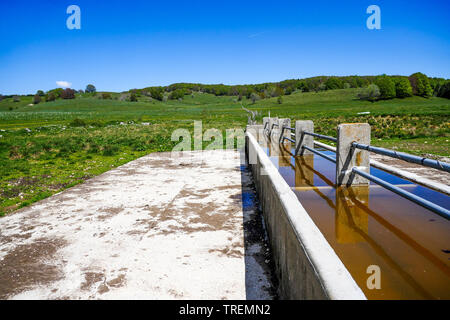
[33,94,41,104]
[394,78,412,98]
[375,75,396,99]
[436,81,450,99]
[13,96,20,102]
[277,96,283,104]
[85,84,96,93]
[46,92,56,102]
[101,92,112,99]
[129,93,138,102]
[325,77,343,90]
[102,145,119,156]
[47,88,64,98]
[70,118,87,127]
[250,92,260,104]
[61,88,76,99]
[409,72,433,97]
[148,87,164,101]
[37,90,45,96]
[357,84,380,101]
[169,89,186,100]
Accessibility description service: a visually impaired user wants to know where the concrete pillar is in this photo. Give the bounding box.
[246,124,263,142]
[295,120,314,155]
[263,117,270,133]
[336,123,371,186]
[277,118,291,143]
[268,117,278,138]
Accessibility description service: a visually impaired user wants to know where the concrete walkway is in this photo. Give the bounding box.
[0,150,276,300]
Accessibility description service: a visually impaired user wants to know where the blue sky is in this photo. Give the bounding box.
[0,0,449,94]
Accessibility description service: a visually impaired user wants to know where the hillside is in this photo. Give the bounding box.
[0,88,449,215]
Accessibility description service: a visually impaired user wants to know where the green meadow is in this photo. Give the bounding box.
[0,88,449,215]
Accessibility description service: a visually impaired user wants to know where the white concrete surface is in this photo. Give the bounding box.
[0,150,275,300]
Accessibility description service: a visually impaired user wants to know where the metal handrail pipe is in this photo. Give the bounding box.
[304,131,337,142]
[302,146,336,164]
[352,142,450,173]
[351,167,450,220]
[283,137,295,144]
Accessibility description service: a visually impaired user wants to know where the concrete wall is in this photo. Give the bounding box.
[245,131,366,300]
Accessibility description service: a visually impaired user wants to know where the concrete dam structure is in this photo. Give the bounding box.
[245,119,450,300]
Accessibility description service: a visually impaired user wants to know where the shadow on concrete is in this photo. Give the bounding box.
[238,156,279,300]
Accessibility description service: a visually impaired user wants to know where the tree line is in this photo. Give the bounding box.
[3,74,450,105]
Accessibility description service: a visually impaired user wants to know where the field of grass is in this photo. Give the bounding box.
[0,88,449,215]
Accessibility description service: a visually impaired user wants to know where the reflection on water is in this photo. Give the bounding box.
[259,136,450,299]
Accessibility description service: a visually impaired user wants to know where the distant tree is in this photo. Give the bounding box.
[357,84,380,102]
[78,89,84,94]
[36,90,45,96]
[46,92,56,102]
[47,88,64,98]
[33,94,41,104]
[394,78,413,98]
[375,76,396,99]
[318,83,327,91]
[277,96,283,104]
[148,87,164,101]
[0,94,3,102]
[273,86,284,97]
[129,93,138,102]
[85,84,96,93]
[169,89,186,100]
[325,77,343,90]
[408,72,433,97]
[436,81,450,99]
[250,92,260,104]
[61,88,76,99]
[343,82,351,89]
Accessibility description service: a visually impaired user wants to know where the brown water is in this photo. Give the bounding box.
[259,137,450,299]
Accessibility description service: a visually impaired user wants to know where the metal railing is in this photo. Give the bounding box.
[279,126,295,143]
[352,142,450,173]
[302,145,336,163]
[304,131,337,143]
[266,123,450,221]
[351,167,450,220]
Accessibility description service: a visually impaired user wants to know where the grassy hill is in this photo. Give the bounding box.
[0,88,449,214]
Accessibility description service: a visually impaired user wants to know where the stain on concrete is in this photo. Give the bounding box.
[0,237,66,299]
[0,150,277,299]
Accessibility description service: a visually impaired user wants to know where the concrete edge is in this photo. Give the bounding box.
[314,141,450,196]
[246,132,366,300]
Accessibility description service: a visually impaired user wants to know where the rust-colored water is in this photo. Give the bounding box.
[259,137,450,299]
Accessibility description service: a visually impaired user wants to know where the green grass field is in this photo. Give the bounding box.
[0,88,449,215]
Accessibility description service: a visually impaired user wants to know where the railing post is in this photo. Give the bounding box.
[336,123,371,186]
[246,124,263,142]
[295,120,314,155]
[263,117,270,133]
[268,117,278,137]
[277,118,291,143]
